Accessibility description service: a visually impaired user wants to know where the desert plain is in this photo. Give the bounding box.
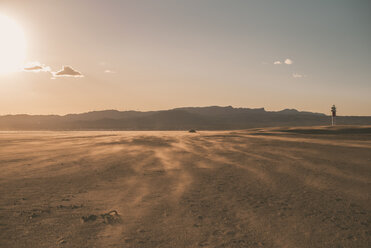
[0,126,370,248]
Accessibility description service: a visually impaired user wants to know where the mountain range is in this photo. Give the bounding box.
[1,106,370,130]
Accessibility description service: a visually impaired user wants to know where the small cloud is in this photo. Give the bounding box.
[23,62,51,72]
[292,73,304,78]
[284,58,293,65]
[24,65,43,71]
[23,62,83,79]
[53,66,83,77]
[104,69,116,73]
[273,61,282,65]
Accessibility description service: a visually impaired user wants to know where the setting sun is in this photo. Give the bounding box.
[0,14,26,74]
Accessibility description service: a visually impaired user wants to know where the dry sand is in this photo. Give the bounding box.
[0,126,370,247]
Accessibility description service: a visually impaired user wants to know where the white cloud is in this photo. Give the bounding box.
[292,73,304,78]
[53,66,83,78]
[273,61,282,65]
[104,69,116,73]
[284,58,293,65]
[23,62,83,79]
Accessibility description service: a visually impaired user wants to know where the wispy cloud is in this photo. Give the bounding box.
[104,69,116,73]
[273,58,302,78]
[292,73,304,78]
[24,65,43,71]
[53,66,83,78]
[284,58,293,65]
[273,58,293,65]
[23,62,51,72]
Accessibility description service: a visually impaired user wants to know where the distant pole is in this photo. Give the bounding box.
[331,105,336,126]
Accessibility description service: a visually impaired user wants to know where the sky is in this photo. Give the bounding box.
[0,0,370,116]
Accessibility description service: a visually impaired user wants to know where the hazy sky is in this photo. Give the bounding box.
[0,0,370,115]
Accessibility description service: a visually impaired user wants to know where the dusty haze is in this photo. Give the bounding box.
[0,126,370,247]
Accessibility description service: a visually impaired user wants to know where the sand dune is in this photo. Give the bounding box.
[0,126,370,247]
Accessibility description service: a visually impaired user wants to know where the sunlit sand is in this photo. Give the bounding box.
[1,126,370,247]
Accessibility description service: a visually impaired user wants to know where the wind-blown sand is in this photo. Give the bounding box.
[0,126,370,247]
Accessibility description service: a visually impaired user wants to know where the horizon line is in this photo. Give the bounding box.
[1,105,369,117]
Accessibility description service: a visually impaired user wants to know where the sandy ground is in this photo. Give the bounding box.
[0,126,370,248]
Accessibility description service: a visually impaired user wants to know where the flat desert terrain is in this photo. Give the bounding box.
[0,126,370,248]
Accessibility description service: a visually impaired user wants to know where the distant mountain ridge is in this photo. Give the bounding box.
[0,106,370,130]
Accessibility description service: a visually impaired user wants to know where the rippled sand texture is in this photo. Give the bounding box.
[0,126,370,247]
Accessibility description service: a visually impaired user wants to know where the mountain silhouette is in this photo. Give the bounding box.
[0,106,370,130]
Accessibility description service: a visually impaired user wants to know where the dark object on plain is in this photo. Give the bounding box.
[189,129,196,133]
[80,215,97,223]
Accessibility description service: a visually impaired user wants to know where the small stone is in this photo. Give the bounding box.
[58,238,67,244]
[80,214,97,223]
[101,210,121,224]
[29,213,40,219]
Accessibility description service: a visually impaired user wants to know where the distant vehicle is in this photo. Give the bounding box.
[189,129,197,133]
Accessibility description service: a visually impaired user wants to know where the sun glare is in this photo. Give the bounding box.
[0,14,26,75]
